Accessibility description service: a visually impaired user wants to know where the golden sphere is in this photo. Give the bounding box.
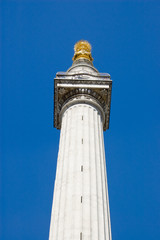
[73,40,93,62]
[74,40,91,53]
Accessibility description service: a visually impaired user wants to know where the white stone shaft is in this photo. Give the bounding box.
[49,102,112,240]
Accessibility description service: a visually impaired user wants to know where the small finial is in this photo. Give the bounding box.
[72,40,93,62]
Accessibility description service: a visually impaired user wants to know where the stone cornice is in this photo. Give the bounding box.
[54,72,112,131]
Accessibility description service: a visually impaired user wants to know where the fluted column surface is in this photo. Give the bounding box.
[49,103,111,240]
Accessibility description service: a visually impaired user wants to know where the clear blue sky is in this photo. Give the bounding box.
[1,0,160,239]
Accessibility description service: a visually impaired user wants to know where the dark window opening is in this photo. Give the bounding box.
[80,232,82,240]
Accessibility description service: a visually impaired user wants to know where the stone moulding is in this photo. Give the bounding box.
[54,75,112,131]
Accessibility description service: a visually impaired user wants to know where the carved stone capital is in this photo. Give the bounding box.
[54,72,112,131]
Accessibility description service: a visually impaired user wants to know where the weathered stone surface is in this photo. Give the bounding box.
[50,58,112,240]
[49,104,112,240]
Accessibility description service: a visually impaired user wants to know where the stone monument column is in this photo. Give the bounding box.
[49,40,112,240]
